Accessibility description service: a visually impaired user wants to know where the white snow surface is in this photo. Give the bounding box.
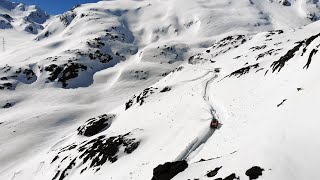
[0,0,320,179]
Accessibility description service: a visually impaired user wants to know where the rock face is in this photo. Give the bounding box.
[245,166,264,180]
[206,166,222,178]
[226,63,260,78]
[271,32,320,73]
[189,35,249,64]
[0,65,37,90]
[151,161,188,180]
[77,114,116,137]
[278,0,291,6]
[125,87,158,110]
[50,132,141,180]
[2,102,14,108]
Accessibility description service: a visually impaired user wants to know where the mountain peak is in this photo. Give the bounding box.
[0,0,49,33]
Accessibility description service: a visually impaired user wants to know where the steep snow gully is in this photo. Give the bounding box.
[175,72,219,162]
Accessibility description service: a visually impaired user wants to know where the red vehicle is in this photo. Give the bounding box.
[210,119,220,129]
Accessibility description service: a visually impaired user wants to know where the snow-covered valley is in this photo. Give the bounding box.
[1,0,320,179]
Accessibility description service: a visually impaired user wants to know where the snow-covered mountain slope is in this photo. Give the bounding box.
[0,0,49,32]
[0,0,49,54]
[0,0,320,180]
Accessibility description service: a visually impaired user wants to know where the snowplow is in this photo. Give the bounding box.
[210,118,221,129]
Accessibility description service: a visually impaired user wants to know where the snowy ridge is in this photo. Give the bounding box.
[0,0,49,54]
[0,0,49,33]
[0,0,320,180]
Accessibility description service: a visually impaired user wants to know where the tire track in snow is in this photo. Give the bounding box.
[175,72,219,162]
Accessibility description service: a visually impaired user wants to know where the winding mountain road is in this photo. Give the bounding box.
[175,71,219,162]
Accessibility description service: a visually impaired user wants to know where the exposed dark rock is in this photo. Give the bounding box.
[226,63,259,78]
[303,49,318,69]
[255,68,264,73]
[0,64,12,72]
[0,19,12,29]
[0,14,13,21]
[59,144,77,153]
[86,37,105,48]
[0,65,36,90]
[80,167,87,174]
[206,166,222,177]
[60,156,68,163]
[307,13,319,22]
[212,35,247,49]
[188,53,205,64]
[70,4,81,11]
[59,12,77,26]
[125,87,158,110]
[271,32,320,72]
[45,64,63,81]
[160,86,171,93]
[223,173,239,180]
[151,160,188,180]
[44,31,50,38]
[58,158,76,180]
[279,0,291,6]
[52,170,60,180]
[27,10,49,24]
[0,82,13,90]
[58,63,87,87]
[233,55,242,59]
[245,166,264,180]
[35,21,138,89]
[131,70,148,80]
[22,69,35,80]
[189,35,248,64]
[172,66,184,72]
[3,103,14,108]
[250,45,267,51]
[302,33,320,56]
[195,156,222,163]
[266,30,284,38]
[78,134,140,167]
[277,99,287,107]
[88,50,113,63]
[125,99,134,110]
[211,35,247,56]
[51,132,140,180]
[271,41,304,72]
[77,114,116,137]
[214,173,239,180]
[161,72,170,77]
[51,155,59,164]
[25,25,35,34]
[256,49,282,60]
[151,44,189,64]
